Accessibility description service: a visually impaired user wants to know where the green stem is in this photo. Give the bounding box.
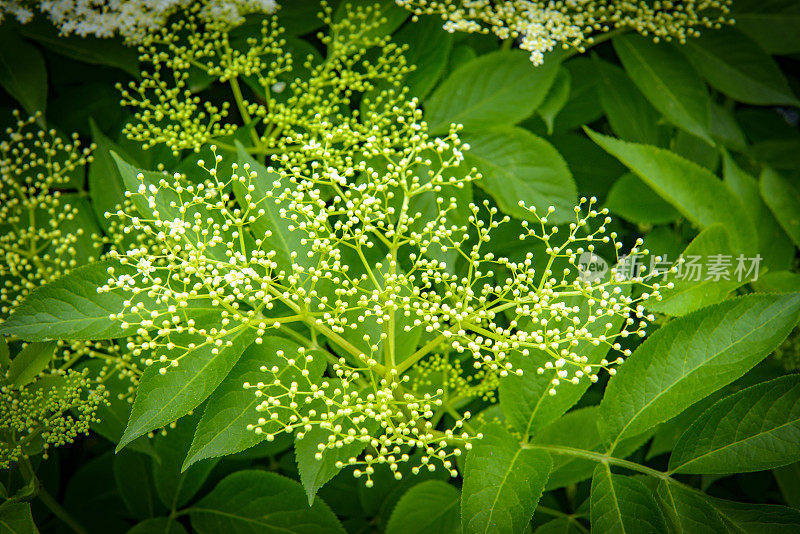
[210,139,292,155]
[19,460,88,534]
[37,486,89,534]
[395,333,445,374]
[522,443,670,480]
[229,77,262,148]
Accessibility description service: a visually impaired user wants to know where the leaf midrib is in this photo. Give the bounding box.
[119,329,251,449]
[482,448,523,533]
[618,37,709,141]
[611,299,792,445]
[672,399,800,473]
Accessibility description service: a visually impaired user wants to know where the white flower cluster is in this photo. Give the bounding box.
[397,0,733,65]
[101,98,668,482]
[0,0,278,42]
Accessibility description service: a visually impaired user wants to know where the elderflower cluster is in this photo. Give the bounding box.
[0,0,278,42]
[97,1,670,485]
[397,0,733,65]
[0,367,106,469]
[102,114,667,483]
[119,1,413,158]
[0,110,97,318]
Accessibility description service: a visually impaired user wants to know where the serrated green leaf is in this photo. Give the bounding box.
[463,127,576,224]
[600,293,800,450]
[152,413,218,510]
[681,27,798,106]
[760,168,800,250]
[0,260,216,342]
[425,50,560,134]
[708,495,800,533]
[590,464,667,533]
[500,288,627,438]
[593,56,662,145]
[648,224,745,317]
[117,323,255,451]
[669,375,800,474]
[724,152,794,272]
[537,67,571,135]
[0,29,47,115]
[114,450,164,520]
[604,172,680,226]
[127,518,188,534]
[189,470,345,533]
[7,341,56,388]
[461,423,551,534]
[0,501,38,534]
[184,337,324,469]
[613,34,712,144]
[586,128,756,254]
[295,422,373,505]
[656,481,727,534]
[385,481,460,534]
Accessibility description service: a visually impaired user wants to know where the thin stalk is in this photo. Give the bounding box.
[19,460,88,534]
[229,77,262,148]
[522,443,670,480]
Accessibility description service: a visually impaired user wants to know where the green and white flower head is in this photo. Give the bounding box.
[0,110,96,318]
[397,0,733,65]
[96,1,674,486]
[0,0,279,42]
[102,131,669,484]
[120,0,413,159]
[0,367,106,469]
